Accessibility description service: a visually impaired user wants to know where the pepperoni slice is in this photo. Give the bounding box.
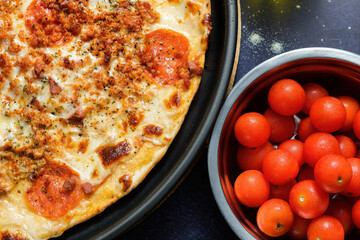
[25,0,81,47]
[142,29,190,85]
[26,161,84,219]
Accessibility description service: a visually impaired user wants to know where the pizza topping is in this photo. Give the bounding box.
[48,77,62,95]
[188,61,204,76]
[26,161,84,219]
[0,231,28,240]
[25,0,88,48]
[67,107,87,127]
[98,141,131,167]
[119,174,132,192]
[144,125,163,136]
[62,176,77,193]
[30,98,44,111]
[81,182,94,195]
[141,29,190,85]
[201,13,212,26]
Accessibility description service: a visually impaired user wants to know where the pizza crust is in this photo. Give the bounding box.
[0,0,211,239]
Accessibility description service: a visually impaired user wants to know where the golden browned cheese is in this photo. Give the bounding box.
[0,0,211,239]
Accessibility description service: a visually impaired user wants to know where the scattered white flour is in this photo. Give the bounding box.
[270,41,284,54]
[248,32,264,46]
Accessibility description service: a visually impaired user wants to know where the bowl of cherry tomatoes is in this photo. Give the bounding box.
[208,47,360,240]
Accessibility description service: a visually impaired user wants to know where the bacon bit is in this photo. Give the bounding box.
[97,141,131,167]
[119,174,132,192]
[201,13,212,27]
[0,231,28,240]
[144,125,163,136]
[30,98,44,111]
[62,176,77,193]
[33,59,45,78]
[48,77,62,95]
[103,48,112,65]
[63,57,75,70]
[82,182,94,195]
[189,61,204,76]
[67,107,87,127]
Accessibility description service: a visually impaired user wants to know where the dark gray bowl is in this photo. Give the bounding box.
[208,47,360,239]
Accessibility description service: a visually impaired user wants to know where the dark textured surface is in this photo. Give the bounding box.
[120,1,360,239]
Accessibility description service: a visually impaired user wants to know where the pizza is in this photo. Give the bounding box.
[0,0,211,239]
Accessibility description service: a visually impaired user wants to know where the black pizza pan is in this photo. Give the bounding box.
[58,0,240,239]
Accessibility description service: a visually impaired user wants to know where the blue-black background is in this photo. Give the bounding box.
[120,1,360,239]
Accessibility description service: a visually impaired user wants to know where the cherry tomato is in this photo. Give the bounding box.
[269,179,297,202]
[287,215,311,240]
[303,132,341,167]
[234,112,271,148]
[353,110,360,140]
[314,154,352,193]
[234,170,270,207]
[307,215,344,240]
[289,180,329,219]
[268,79,306,116]
[309,96,346,132]
[302,82,329,115]
[335,135,357,158]
[263,108,296,143]
[342,158,360,197]
[338,96,360,132]
[326,196,354,234]
[278,139,304,167]
[256,198,294,237]
[297,117,318,142]
[236,141,274,171]
[297,165,314,182]
[262,149,299,185]
[352,199,360,229]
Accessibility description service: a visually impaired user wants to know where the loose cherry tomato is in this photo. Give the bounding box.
[336,135,357,158]
[256,198,294,237]
[326,196,354,234]
[287,214,311,240]
[269,179,297,202]
[262,149,299,185]
[263,108,296,143]
[297,165,314,182]
[353,110,360,140]
[234,170,270,207]
[309,96,346,132]
[303,132,341,167]
[352,199,360,229]
[234,112,271,148]
[268,79,306,116]
[297,117,318,142]
[278,139,304,167]
[236,141,274,171]
[307,215,344,240]
[289,180,329,219]
[338,96,360,132]
[342,158,360,197]
[302,82,329,115]
[314,154,352,193]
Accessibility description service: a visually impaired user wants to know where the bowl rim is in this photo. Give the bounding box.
[208,47,360,239]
